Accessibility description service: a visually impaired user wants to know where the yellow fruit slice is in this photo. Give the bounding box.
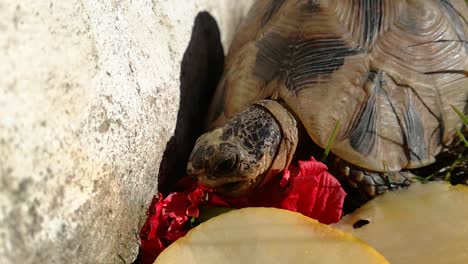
[155,207,388,264]
[334,182,468,264]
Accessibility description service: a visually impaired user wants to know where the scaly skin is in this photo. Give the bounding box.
[187,100,298,197]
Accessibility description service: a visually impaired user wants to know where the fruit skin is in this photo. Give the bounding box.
[154,207,389,264]
[334,182,468,264]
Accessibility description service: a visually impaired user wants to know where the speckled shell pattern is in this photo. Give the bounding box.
[207,0,468,172]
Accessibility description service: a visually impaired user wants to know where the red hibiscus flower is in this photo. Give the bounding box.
[138,156,346,263]
[280,157,346,224]
[138,186,207,263]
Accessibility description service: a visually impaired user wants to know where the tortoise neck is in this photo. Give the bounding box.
[253,100,299,186]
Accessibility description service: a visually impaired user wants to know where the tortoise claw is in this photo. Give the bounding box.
[335,159,414,199]
[352,170,414,197]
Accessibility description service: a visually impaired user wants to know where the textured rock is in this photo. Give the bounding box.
[0,0,253,263]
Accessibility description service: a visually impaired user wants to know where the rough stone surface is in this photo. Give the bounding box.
[0,0,253,263]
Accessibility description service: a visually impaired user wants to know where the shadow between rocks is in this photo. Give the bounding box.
[157,12,225,195]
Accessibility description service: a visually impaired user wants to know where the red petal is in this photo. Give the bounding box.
[139,238,165,264]
[281,156,346,224]
[140,194,164,241]
[163,192,189,224]
[206,193,230,207]
[280,164,299,188]
[280,168,291,187]
[163,227,189,242]
[139,194,167,264]
[186,205,200,218]
[188,187,205,205]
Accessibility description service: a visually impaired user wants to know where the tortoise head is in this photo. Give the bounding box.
[187,100,298,196]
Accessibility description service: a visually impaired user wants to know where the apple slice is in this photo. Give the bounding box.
[335,182,468,264]
[154,207,388,264]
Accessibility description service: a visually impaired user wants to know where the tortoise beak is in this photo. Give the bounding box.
[197,175,256,197]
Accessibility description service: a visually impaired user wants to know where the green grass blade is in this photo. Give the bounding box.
[455,127,468,148]
[413,176,430,184]
[444,156,468,181]
[451,105,468,148]
[382,161,395,187]
[451,105,468,126]
[322,119,340,161]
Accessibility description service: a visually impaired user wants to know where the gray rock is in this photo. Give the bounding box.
[0,0,253,263]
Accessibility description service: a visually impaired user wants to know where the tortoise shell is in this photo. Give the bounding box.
[207,0,468,173]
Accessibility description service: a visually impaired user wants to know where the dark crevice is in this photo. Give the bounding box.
[157,11,225,195]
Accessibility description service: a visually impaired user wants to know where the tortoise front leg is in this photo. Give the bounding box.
[334,158,414,199]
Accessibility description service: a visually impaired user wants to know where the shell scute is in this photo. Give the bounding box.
[209,0,468,171]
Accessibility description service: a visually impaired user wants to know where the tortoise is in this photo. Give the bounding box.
[186,0,468,198]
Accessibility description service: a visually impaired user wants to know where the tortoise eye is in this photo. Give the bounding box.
[213,154,238,175]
